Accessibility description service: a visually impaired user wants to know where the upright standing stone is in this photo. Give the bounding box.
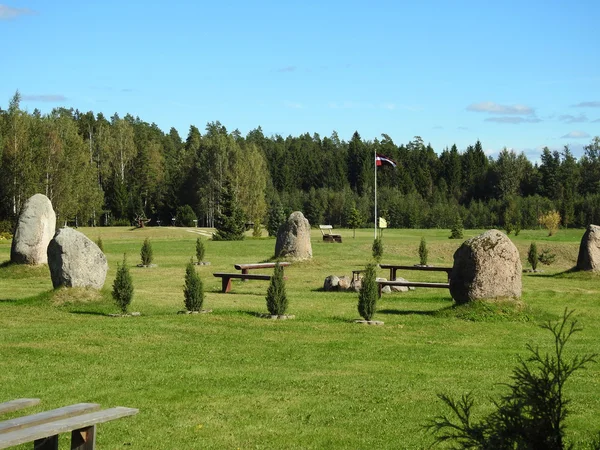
[11,194,56,265]
[576,224,600,272]
[47,228,108,289]
[275,211,312,261]
[450,229,522,304]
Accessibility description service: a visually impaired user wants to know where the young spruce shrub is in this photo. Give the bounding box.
[195,238,205,264]
[112,254,134,314]
[528,242,538,271]
[372,238,383,263]
[449,216,464,239]
[140,237,153,266]
[418,237,428,266]
[358,263,378,321]
[183,259,204,312]
[266,262,288,315]
[427,309,598,449]
[96,236,104,252]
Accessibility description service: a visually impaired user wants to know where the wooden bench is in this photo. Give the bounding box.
[213,273,273,293]
[0,398,138,450]
[319,225,342,243]
[378,264,452,282]
[377,280,450,298]
[234,262,291,278]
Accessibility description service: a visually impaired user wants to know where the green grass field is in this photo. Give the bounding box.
[1,227,599,449]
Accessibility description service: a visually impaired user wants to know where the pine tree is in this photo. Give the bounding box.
[195,238,205,263]
[418,237,428,265]
[267,201,286,237]
[112,254,133,313]
[266,263,288,315]
[528,242,538,271]
[214,179,245,241]
[140,237,153,266]
[449,215,464,240]
[183,259,204,311]
[372,238,383,263]
[358,263,378,321]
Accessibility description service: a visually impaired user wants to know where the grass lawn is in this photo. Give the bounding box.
[1,226,599,449]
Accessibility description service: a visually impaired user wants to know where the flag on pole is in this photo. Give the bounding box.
[375,154,397,167]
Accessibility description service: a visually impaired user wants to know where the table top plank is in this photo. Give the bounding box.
[379,264,452,272]
[0,399,40,415]
[234,262,290,270]
[0,403,100,434]
[0,407,138,449]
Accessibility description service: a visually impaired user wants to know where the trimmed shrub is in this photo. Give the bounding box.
[266,263,288,315]
[372,238,383,263]
[358,263,378,321]
[418,237,428,265]
[195,238,205,263]
[528,242,538,271]
[183,259,204,311]
[112,254,133,313]
[140,237,153,266]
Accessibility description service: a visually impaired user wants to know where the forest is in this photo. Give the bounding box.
[1,91,600,233]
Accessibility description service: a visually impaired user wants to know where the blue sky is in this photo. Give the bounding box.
[1,1,599,161]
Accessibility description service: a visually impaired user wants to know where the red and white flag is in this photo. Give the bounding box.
[376,154,397,167]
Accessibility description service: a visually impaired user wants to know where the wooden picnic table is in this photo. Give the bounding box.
[0,398,138,450]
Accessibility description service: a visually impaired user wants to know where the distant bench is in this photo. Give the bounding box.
[376,264,452,298]
[0,398,138,450]
[319,225,342,243]
[214,262,290,293]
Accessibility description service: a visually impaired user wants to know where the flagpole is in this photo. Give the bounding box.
[374,151,377,240]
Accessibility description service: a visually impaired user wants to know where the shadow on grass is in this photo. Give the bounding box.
[242,310,266,318]
[524,267,590,278]
[69,310,111,317]
[0,260,14,269]
[377,308,442,316]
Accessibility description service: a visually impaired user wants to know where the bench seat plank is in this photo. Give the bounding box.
[0,399,40,415]
[213,273,272,280]
[0,403,100,434]
[234,262,290,270]
[0,407,138,449]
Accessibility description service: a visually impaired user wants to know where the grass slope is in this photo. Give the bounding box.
[0,227,599,449]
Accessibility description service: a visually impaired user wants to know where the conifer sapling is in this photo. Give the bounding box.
[140,237,153,266]
[112,254,134,314]
[195,238,205,263]
[418,237,428,266]
[358,263,378,321]
[183,258,204,312]
[266,262,288,316]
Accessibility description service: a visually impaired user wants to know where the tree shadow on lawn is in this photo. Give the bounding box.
[69,310,113,317]
[526,267,591,278]
[377,307,448,317]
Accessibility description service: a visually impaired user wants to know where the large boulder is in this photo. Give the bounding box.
[450,229,522,304]
[10,194,56,265]
[576,224,600,271]
[275,211,312,261]
[47,228,108,289]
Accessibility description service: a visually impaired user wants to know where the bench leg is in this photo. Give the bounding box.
[221,277,232,293]
[71,425,96,450]
[378,284,383,298]
[241,268,249,282]
[34,435,58,450]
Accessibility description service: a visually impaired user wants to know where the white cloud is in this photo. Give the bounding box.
[0,4,36,19]
[21,94,67,102]
[284,101,303,109]
[485,116,542,124]
[467,101,535,115]
[571,101,600,108]
[592,118,600,123]
[276,66,296,73]
[561,130,590,139]
[558,113,587,123]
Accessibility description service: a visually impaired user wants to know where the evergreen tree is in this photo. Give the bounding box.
[96,236,104,252]
[112,254,133,313]
[214,179,246,241]
[372,237,383,263]
[358,263,378,321]
[140,237,153,266]
[346,204,363,238]
[267,200,286,237]
[449,215,464,239]
[266,263,288,315]
[183,259,204,311]
[418,237,428,265]
[195,237,205,263]
[528,242,538,271]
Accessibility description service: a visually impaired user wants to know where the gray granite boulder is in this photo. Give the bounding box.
[576,224,600,272]
[450,229,522,304]
[47,228,108,289]
[275,211,312,261]
[10,194,56,265]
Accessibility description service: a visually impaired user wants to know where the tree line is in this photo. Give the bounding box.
[2,91,600,232]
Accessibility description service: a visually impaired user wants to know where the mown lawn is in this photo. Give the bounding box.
[0,226,599,449]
